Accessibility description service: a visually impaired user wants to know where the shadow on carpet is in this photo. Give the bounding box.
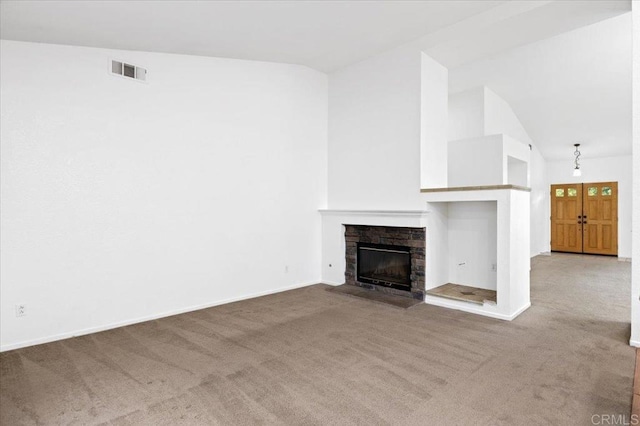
[325,284,423,309]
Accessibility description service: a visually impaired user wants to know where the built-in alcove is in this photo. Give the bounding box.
[447,201,498,290]
[507,156,528,187]
[422,187,530,320]
[424,201,497,305]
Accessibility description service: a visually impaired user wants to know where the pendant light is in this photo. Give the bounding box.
[573,143,582,177]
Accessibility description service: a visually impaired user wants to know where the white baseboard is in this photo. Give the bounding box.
[508,302,532,320]
[424,296,531,321]
[0,280,320,352]
[629,339,640,348]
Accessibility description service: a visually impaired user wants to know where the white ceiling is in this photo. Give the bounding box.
[418,0,631,69]
[0,0,505,73]
[0,0,632,160]
[449,12,632,160]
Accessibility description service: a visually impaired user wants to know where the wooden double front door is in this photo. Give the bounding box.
[550,182,618,255]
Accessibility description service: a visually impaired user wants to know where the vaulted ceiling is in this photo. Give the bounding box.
[0,0,505,73]
[1,0,632,160]
[448,12,632,161]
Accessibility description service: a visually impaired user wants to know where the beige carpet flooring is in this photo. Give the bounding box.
[0,253,634,425]
[326,284,424,309]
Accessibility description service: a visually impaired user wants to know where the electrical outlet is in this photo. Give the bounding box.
[15,304,26,317]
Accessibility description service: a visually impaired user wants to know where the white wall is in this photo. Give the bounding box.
[448,87,533,145]
[425,203,449,293]
[546,155,632,259]
[0,40,328,351]
[448,88,484,141]
[629,0,639,346]
[483,87,533,145]
[529,145,550,256]
[448,135,503,187]
[447,202,497,290]
[490,97,549,257]
[327,45,424,209]
[502,135,531,187]
[506,190,531,312]
[448,134,531,189]
[448,86,548,257]
[421,53,448,188]
[507,157,528,187]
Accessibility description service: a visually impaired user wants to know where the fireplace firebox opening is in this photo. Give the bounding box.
[344,225,425,299]
[357,243,411,291]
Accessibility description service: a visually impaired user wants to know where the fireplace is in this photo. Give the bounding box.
[357,243,411,291]
[345,225,425,299]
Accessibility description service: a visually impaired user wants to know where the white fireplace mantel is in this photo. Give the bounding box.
[319,209,430,217]
[319,209,430,286]
[318,209,430,225]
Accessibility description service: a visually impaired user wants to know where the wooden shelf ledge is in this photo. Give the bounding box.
[421,184,531,193]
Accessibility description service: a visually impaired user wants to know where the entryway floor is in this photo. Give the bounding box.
[426,283,497,305]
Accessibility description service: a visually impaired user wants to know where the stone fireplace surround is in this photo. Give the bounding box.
[345,225,426,300]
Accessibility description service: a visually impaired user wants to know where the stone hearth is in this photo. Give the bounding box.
[345,225,425,299]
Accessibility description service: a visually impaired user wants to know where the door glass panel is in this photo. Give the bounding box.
[602,186,612,196]
[555,189,564,197]
[588,187,598,196]
[567,188,577,197]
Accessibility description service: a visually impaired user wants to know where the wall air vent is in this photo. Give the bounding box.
[110,60,147,82]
